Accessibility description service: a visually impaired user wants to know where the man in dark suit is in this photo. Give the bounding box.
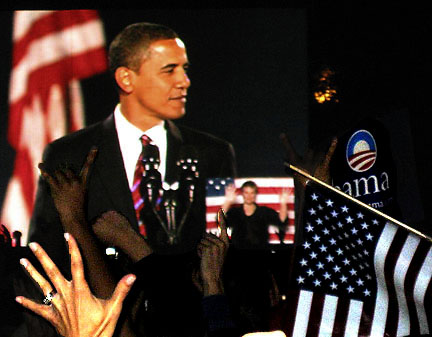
[28,22,236,275]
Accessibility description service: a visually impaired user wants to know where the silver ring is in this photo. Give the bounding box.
[43,290,56,306]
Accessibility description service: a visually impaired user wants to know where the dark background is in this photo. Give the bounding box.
[0,5,430,234]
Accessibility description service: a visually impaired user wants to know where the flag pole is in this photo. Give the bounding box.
[287,163,432,243]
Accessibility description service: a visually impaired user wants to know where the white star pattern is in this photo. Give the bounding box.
[296,186,381,300]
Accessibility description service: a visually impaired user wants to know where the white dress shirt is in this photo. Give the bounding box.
[114,105,167,188]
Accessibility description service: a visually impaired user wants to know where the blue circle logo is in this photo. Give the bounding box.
[346,130,377,172]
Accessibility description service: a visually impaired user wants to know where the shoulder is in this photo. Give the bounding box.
[173,122,233,149]
[42,117,111,168]
[47,114,113,150]
[167,121,237,177]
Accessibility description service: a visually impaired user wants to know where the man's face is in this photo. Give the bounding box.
[129,38,191,121]
[242,186,257,205]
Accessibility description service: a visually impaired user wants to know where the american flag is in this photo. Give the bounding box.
[279,182,432,336]
[205,177,295,244]
[1,10,107,244]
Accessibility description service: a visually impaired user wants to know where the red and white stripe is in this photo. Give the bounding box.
[1,10,107,244]
[283,221,432,336]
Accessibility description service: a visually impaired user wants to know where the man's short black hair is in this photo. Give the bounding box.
[108,22,179,76]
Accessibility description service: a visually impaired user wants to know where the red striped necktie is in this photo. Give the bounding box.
[131,134,152,237]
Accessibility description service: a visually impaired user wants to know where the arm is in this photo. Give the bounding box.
[197,209,238,336]
[92,210,153,264]
[16,234,135,337]
[38,148,116,298]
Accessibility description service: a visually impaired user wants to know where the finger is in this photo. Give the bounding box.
[62,167,76,181]
[199,235,226,254]
[0,224,11,244]
[20,257,55,298]
[1,224,11,237]
[38,163,58,187]
[108,274,136,311]
[53,169,69,186]
[216,208,229,244]
[80,147,98,185]
[65,233,87,292]
[199,236,217,248]
[280,132,300,164]
[323,137,338,167]
[16,296,58,325]
[28,242,66,292]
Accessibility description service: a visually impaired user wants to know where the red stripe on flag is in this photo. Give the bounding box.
[9,46,107,147]
[1,10,107,244]
[13,151,35,213]
[12,10,100,67]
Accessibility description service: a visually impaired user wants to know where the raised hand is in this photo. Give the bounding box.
[38,147,98,229]
[279,188,290,205]
[280,133,337,185]
[221,183,237,213]
[16,234,136,337]
[39,147,121,299]
[195,209,229,296]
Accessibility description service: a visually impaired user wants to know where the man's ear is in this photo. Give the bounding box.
[115,67,133,94]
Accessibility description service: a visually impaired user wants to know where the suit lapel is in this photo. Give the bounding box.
[93,114,138,228]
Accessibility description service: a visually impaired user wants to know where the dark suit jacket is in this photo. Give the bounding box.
[28,113,236,273]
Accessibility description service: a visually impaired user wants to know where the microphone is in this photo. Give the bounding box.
[141,143,162,205]
[177,145,199,204]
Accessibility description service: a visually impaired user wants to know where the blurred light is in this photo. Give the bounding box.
[105,247,118,259]
[314,67,339,104]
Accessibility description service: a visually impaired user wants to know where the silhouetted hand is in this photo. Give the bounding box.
[16,234,136,337]
[280,133,337,186]
[38,147,98,229]
[194,209,229,296]
[0,224,12,248]
[93,211,152,263]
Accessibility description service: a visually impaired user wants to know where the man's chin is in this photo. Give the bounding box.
[169,110,186,120]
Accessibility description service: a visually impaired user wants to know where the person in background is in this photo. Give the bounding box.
[222,180,289,249]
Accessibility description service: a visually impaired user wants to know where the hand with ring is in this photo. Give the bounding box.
[16,233,136,337]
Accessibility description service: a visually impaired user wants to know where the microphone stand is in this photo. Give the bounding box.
[141,154,199,245]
